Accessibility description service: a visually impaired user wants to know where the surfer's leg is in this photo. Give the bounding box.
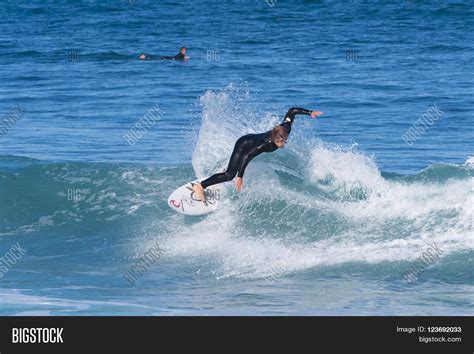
[200,141,243,189]
[199,165,238,189]
[193,137,246,202]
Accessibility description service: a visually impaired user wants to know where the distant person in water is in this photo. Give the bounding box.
[192,107,324,203]
[138,47,189,61]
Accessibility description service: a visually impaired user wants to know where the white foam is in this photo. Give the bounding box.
[307,142,385,194]
[464,155,474,166]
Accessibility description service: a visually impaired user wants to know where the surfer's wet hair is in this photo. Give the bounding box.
[271,125,288,144]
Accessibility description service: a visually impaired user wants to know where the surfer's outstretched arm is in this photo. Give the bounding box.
[280,107,323,132]
[284,107,313,122]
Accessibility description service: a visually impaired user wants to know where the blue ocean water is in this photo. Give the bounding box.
[0,0,472,315]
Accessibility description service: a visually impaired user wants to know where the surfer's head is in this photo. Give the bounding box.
[271,126,288,148]
[180,47,187,55]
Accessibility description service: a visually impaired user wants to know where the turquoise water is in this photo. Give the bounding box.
[0,0,472,315]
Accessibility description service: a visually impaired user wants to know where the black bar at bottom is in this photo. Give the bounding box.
[0,316,471,353]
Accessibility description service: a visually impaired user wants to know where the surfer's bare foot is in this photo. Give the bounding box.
[192,183,206,203]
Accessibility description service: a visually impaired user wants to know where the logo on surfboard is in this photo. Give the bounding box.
[186,183,220,205]
[169,199,181,209]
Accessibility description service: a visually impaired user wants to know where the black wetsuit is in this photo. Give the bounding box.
[138,52,185,60]
[160,52,185,60]
[200,107,313,189]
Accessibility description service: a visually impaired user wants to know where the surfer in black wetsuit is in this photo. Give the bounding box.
[138,47,189,61]
[192,107,324,202]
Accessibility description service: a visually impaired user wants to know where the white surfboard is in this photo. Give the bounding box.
[168,179,222,216]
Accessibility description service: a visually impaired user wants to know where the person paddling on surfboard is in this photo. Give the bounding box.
[138,47,190,61]
[192,107,324,202]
